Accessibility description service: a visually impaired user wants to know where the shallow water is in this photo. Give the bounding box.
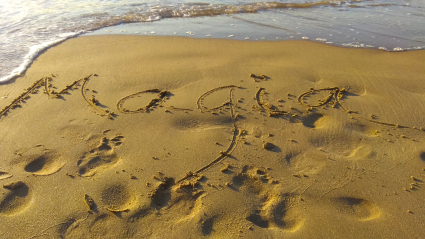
[1,0,424,83]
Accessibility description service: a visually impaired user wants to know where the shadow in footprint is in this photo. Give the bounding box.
[271,199,290,228]
[247,212,269,228]
[263,143,281,153]
[24,155,47,172]
[0,182,31,216]
[284,152,299,165]
[98,138,112,151]
[17,151,66,176]
[150,178,175,209]
[302,113,326,129]
[201,216,217,236]
[333,197,380,221]
[78,135,124,177]
[420,152,425,162]
[127,206,151,223]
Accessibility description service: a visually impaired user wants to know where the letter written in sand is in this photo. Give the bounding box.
[197,85,241,118]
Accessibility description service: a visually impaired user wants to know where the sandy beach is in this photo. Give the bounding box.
[1,35,425,238]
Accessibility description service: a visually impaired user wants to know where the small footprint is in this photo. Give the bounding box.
[77,135,124,177]
[101,183,135,212]
[332,197,381,221]
[247,192,303,232]
[24,153,66,176]
[0,181,32,216]
[302,113,327,129]
[149,177,175,209]
[63,213,119,238]
[201,216,217,236]
[346,145,376,161]
[11,147,66,176]
[231,166,304,232]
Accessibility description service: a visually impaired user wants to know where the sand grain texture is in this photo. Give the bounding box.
[0,35,424,238]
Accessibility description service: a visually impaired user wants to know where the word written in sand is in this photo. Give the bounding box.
[1,74,424,132]
[0,74,238,119]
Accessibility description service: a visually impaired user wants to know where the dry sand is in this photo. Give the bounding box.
[0,35,425,238]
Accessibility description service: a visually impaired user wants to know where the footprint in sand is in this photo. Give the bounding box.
[200,216,218,236]
[61,182,136,238]
[147,175,204,213]
[230,166,304,232]
[11,147,66,176]
[331,197,381,221]
[129,177,205,237]
[100,183,136,212]
[149,177,175,209]
[246,193,302,232]
[0,181,32,216]
[77,135,124,177]
[24,153,66,176]
[63,213,122,238]
[302,113,328,129]
[63,177,204,238]
[346,145,376,161]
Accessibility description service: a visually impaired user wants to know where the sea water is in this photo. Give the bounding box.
[1,0,424,83]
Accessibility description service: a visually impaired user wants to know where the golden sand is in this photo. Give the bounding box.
[0,35,425,238]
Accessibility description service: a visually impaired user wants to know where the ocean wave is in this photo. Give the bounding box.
[0,32,84,83]
[0,0,423,83]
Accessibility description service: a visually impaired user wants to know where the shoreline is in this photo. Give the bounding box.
[1,35,425,238]
[2,0,425,85]
[2,31,424,85]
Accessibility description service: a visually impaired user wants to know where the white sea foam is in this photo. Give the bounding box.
[0,0,424,83]
[0,31,83,83]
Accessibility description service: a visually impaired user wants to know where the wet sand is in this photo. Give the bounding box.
[0,35,425,238]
